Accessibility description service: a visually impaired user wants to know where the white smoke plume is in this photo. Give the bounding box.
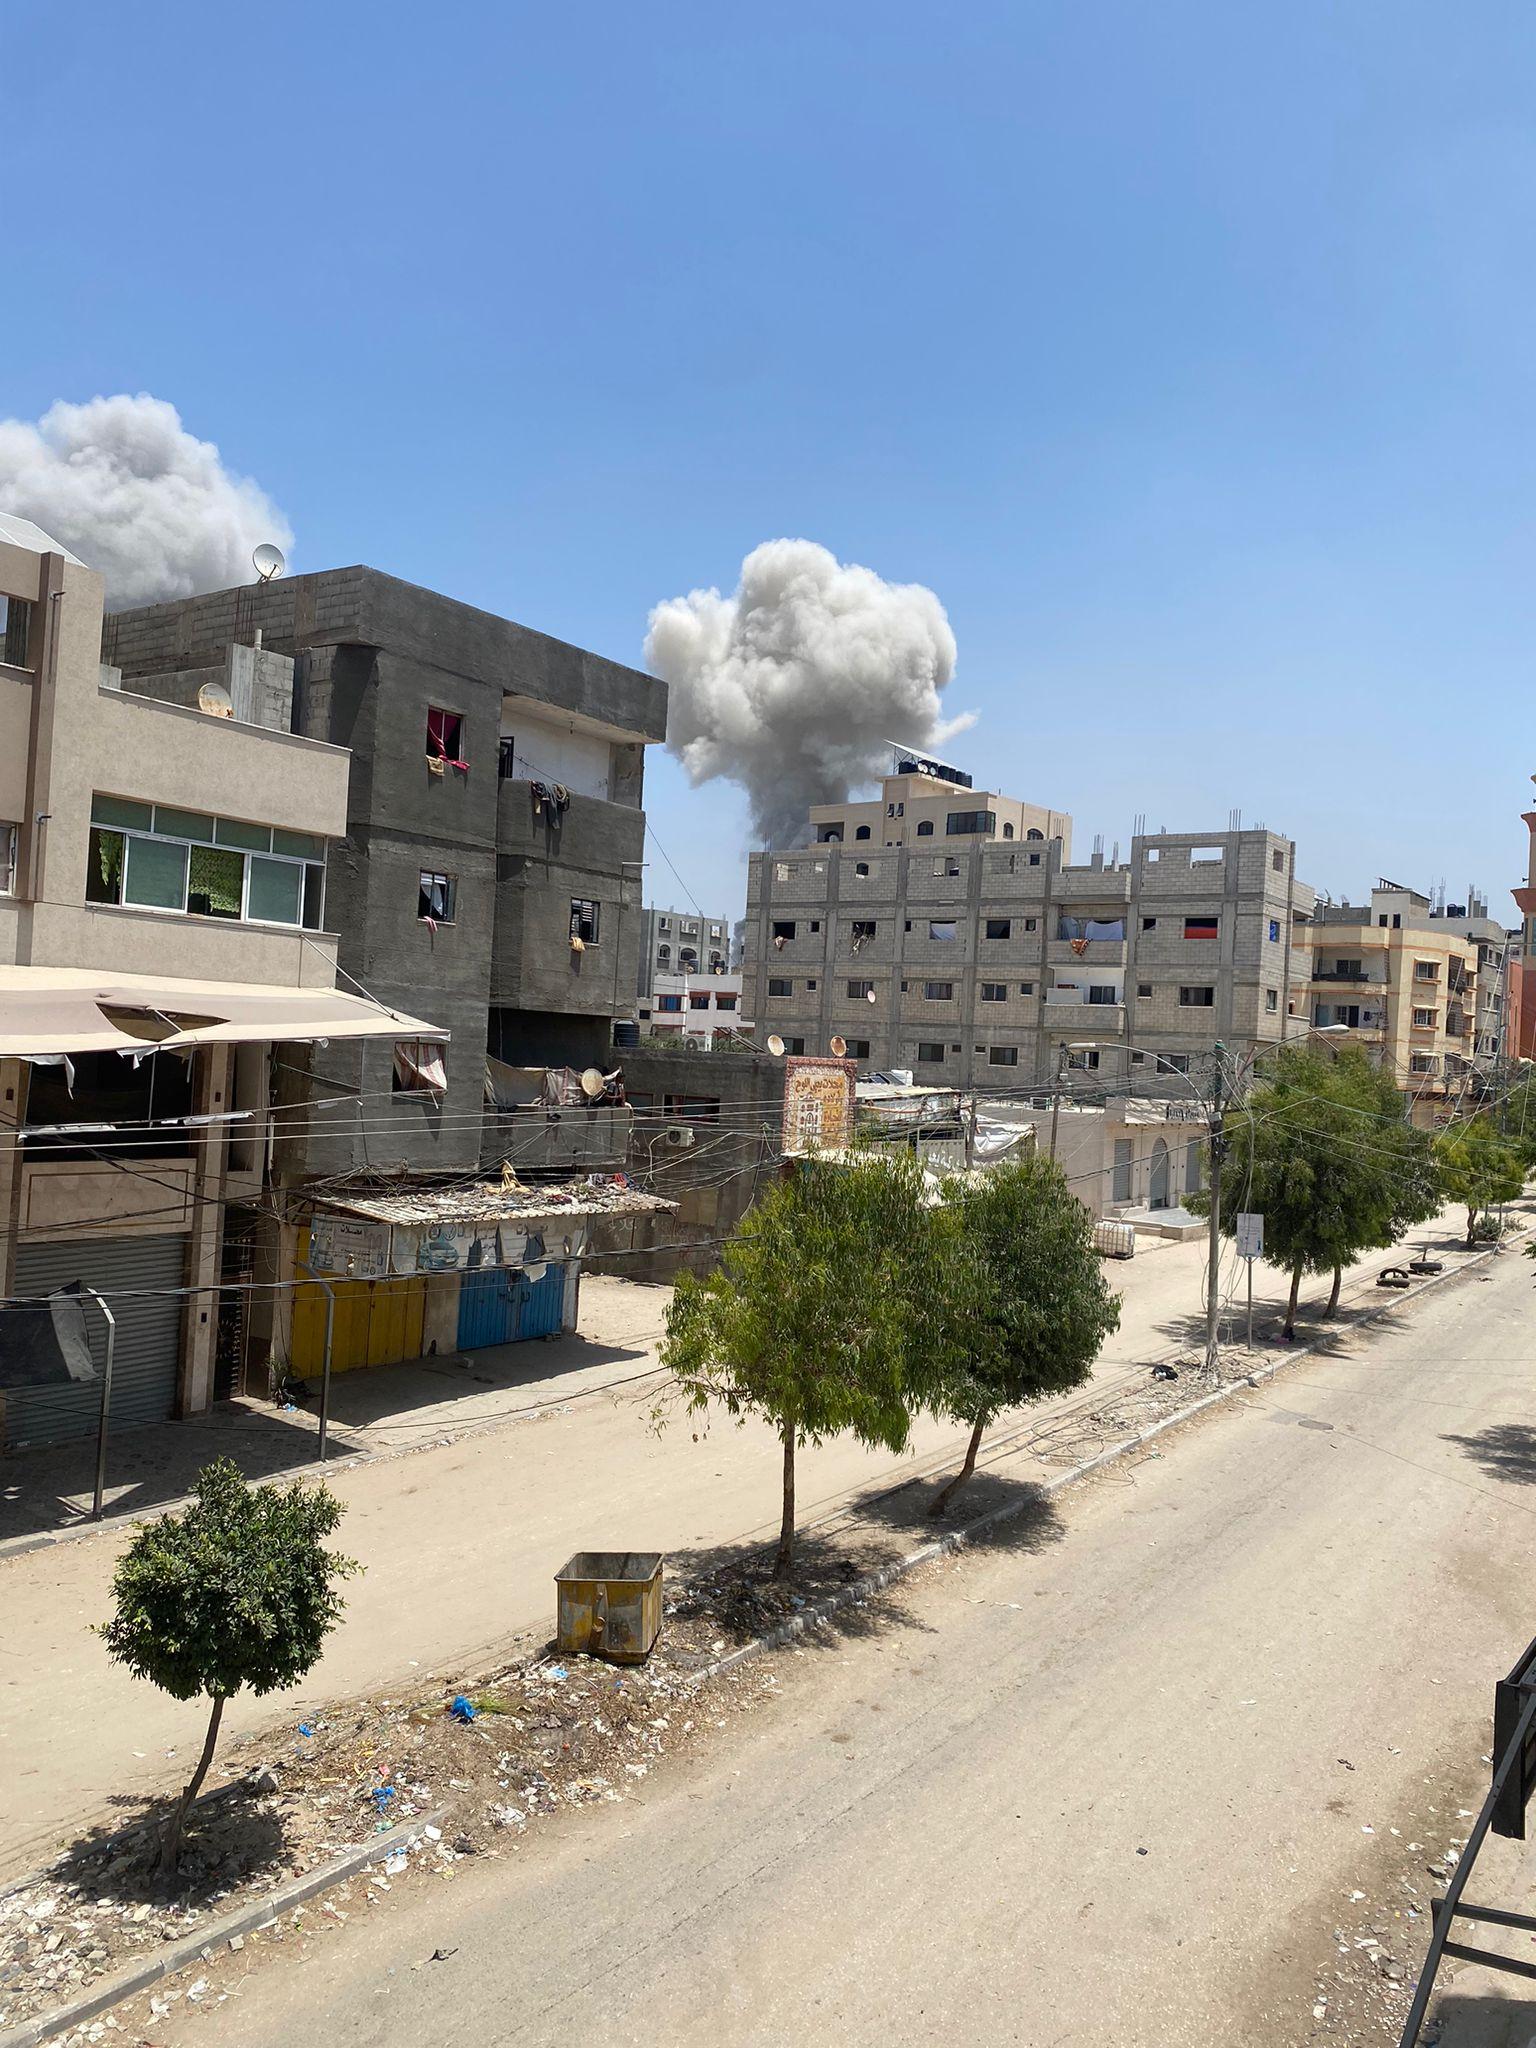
[0,394,293,611]
[646,538,970,846]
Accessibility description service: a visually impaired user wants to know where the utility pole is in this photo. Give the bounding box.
[1203,1042,1227,1381]
[1047,1045,1069,1160]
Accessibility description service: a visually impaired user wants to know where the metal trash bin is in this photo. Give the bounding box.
[555,1551,664,1664]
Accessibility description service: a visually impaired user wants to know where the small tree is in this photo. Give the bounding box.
[1197,1046,1434,1338]
[922,1155,1121,1517]
[100,1460,358,1872]
[660,1154,928,1580]
[1435,1118,1527,1246]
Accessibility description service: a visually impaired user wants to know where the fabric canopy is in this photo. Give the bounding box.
[0,967,448,1058]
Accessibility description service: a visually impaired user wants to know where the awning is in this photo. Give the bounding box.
[0,967,449,1058]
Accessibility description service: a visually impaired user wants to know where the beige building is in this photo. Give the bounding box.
[1304,882,1497,1121]
[744,758,1313,1099]
[0,517,440,1448]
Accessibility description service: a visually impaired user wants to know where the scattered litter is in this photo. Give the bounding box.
[298,1724,315,1739]
[1151,1363,1179,1382]
[430,1947,459,1963]
[449,1695,477,1724]
[1337,1758,1355,1771]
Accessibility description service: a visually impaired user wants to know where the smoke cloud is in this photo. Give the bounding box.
[0,394,293,611]
[646,538,969,847]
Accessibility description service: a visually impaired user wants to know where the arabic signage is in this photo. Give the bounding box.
[781,1057,857,1156]
[1234,1212,1264,1261]
[307,1214,392,1280]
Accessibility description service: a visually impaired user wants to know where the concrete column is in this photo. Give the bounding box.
[177,1045,232,1417]
[0,1058,28,1304]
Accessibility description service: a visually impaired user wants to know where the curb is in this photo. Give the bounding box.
[0,1808,449,2048]
[696,1228,1524,1683]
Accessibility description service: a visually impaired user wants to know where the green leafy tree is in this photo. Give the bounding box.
[660,1154,929,1580]
[100,1460,358,1871]
[1196,1045,1437,1338]
[921,1155,1121,1517]
[1436,1117,1527,1247]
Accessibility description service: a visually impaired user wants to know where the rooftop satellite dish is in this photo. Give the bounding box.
[766,1033,786,1057]
[196,680,234,718]
[829,1035,848,1057]
[865,988,878,1004]
[579,1067,606,1100]
[252,542,286,583]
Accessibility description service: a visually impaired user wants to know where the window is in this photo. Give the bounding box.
[1142,917,1157,932]
[854,862,870,877]
[1191,846,1224,865]
[679,948,698,968]
[1179,986,1215,1007]
[772,920,796,941]
[656,943,672,967]
[847,979,875,999]
[806,979,817,991]
[1002,823,1015,840]
[1410,1052,1439,1075]
[1027,828,1045,841]
[851,920,877,941]
[916,820,934,837]
[1018,981,1035,996]
[985,918,1011,940]
[1183,917,1219,940]
[0,821,15,895]
[1087,984,1118,1005]
[1023,917,1038,932]
[1413,1007,1437,1027]
[682,991,708,1010]
[715,993,738,1011]
[939,859,961,878]
[1163,1053,1191,1075]
[1272,850,1285,872]
[659,916,672,932]
[1137,982,1153,998]
[810,920,821,932]
[657,993,683,1013]
[1,593,34,668]
[855,825,871,841]
[844,1039,871,1060]
[929,921,957,941]
[784,1037,807,1055]
[981,982,1008,1002]
[85,796,326,929]
[924,981,954,1001]
[767,977,792,997]
[392,1040,447,1096]
[816,824,844,843]
[1067,1048,1100,1071]
[420,871,457,924]
[916,1041,946,1063]
[1268,919,1280,943]
[426,707,465,765]
[988,1046,1019,1066]
[1266,989,1279,1012]
[1028,853,1042,867]
[1414,961,1439,982]
[946,811,996,836]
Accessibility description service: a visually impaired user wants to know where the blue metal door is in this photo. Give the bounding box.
[457,1267,515,1349]
[514,1263,568,1340]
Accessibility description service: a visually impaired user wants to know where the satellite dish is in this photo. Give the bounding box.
[829,1035,847,1057]
[766,1034,786,1057]
[252,542,286,583]
[865,988,878,1004]
[579,1067,606,1100]
[196,681,234,718]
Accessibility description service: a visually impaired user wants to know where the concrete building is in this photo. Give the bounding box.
[743,759,1311,1096]
[1305,881,1497,1119]
[1511,781,1536,1062]
[637,904,732,992]
[0,519,438,1446]
[639,969,748,1044]
[101,567,667,1179]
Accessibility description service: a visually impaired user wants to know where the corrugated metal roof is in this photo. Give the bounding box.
[315,1177,676,1228]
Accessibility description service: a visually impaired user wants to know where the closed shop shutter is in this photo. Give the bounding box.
[4,1235,186,1449]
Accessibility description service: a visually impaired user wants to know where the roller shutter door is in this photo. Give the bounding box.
[4,1235,186,1449]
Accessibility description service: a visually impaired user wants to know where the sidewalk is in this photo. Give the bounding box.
[0,1209,1517,1883]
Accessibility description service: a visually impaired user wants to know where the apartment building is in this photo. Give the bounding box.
[1512,780,1536,1062]
[637,904,732,994]
[1307,882,1499,1120]
[743,760,1310,1094]
[640,970,748,1043]
[0,519,440,1446]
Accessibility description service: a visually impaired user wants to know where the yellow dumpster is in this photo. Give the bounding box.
[555,1551,664,1665]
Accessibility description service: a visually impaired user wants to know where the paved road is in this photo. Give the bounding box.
[8,1217,1453,1879]
[152,1243,1536,2046]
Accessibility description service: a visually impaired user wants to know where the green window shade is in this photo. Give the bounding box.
[123,835,187,910]
[187,844,245,919]
[92,795,153,832]
[247,856,301,925]
[153,806,215,843]
[215,818,273,852]
[272,829,324,860]
[86,828,124,904]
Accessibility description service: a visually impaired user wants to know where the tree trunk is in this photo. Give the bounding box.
[1466,1205,1478,1249]
[1282,1260,1303,1339]
[929,1415,986,1518]
[1325,1265,1343,1317]
[771,1422,796,1582]
[159,1693,226,1874]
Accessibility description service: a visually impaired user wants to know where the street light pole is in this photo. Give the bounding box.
[1048,1044,1069,1160]
[1204,1043,1227,1381]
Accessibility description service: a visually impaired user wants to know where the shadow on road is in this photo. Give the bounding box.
[1441,1422,1536,1487]
[1430,1989,1536,2044]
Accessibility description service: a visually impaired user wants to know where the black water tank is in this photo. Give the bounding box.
[613,1019,640,1049]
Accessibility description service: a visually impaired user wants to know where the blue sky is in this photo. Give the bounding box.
[9,1,1536,921]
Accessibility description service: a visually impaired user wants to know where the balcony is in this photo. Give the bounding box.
[1311,968,1377,985]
